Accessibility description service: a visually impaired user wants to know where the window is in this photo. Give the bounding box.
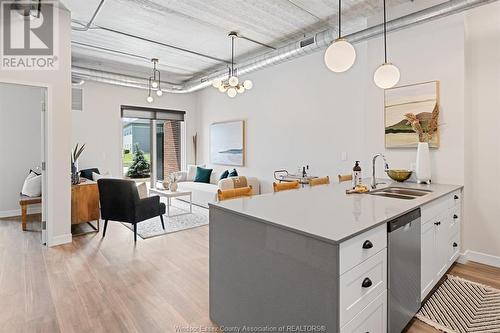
[121,105,185,187]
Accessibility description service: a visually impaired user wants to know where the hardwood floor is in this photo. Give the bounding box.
[0,215,499,333]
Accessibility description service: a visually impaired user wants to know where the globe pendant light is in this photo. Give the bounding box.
[146,58,163,102]
[324,0,356,72]
[211,32,253,97]
[373,0,400,89]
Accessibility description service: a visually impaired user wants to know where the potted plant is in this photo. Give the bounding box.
[71,143,86,185]
[404,108,439,184]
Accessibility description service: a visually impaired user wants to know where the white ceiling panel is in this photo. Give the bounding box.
[62,0,443,84]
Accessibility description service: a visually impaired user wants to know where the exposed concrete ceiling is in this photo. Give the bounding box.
[64,0,438,85]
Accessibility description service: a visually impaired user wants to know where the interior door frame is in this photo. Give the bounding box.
[0,79,50,245]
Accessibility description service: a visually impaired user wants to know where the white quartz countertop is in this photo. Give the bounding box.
[209,180,463,244]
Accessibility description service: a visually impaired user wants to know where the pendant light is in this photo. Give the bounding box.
[373,0,400,89]
[146,58,163,103]
[212,32,253,97]
[324,0,356,73]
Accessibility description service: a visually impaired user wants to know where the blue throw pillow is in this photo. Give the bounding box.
[228,169,238,177]
[219,170,229,180]
[194,167,213,183]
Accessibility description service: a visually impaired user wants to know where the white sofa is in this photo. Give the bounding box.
[173,167,260,208]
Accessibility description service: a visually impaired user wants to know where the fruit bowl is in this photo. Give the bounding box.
[386,169,412,182]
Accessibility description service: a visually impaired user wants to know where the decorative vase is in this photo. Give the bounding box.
[71,162,80,185]
[416,142,431,184]
[170,182,178,192]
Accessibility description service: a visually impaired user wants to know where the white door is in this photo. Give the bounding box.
[41,89,48,245]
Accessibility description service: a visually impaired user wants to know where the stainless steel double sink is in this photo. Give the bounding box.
[369,187,432,200]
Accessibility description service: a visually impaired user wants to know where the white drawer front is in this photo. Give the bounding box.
[340,224,387,275]
[340,249,387,327]
[341,290,387,333]
[451,190,462,209]
[421,195,451,223]
[449,208,461,236]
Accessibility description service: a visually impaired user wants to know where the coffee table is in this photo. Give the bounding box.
[149,188,192,217]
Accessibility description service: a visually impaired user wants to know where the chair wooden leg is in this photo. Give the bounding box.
[160,215,165,230]
[134,223,137,242]
[103,220,108,238]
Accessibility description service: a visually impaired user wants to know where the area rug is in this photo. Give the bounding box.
[121,198,208,239]
[416,274,500,333]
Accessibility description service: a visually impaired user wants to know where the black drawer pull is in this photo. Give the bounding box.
[453,242,458,248]
[362,277,373,288]
[362,240,373,249]
[454,195,459,200]
[453,214,458,219]
[434,221,441,226]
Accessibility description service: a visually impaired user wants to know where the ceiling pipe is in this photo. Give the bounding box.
[71,0,105,31]
[73,0,497,94]
[72,66,184,93]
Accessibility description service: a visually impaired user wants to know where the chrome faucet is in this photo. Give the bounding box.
[372,153,389,189]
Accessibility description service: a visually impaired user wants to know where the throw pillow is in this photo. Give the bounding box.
[219,170,229,180]
[194,167,213,183]
[228,169,238,177]
[136,182,148,199]
[21,171,42,197]
[80,168,100,180]
[187,164,205,181]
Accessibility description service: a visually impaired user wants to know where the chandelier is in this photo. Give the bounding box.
[212,32,253,98]
[147,58,163,103]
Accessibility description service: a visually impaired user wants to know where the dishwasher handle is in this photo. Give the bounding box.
[388,208,421,232]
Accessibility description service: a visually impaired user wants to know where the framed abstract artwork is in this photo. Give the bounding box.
[385,81,440,148]
[210,120,245,166]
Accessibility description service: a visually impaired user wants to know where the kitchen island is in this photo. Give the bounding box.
[209,181,462,332]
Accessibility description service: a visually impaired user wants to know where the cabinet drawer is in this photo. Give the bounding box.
[451,190,462,209]
[448,231,460,265]
[341,290,387,333]
[340,249,387,327]
[340,224,387,275]
[421,195,452,223]
[449,208,461,236]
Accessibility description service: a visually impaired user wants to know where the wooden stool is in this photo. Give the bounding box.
[19,195,42,231]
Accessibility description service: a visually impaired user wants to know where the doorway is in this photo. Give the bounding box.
[0,82,48,244]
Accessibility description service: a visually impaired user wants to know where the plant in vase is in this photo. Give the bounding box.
[404,108,439,184]
[168,172,180,192]
[71,143,86,185]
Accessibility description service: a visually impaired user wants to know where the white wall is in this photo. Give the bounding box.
[463,2,500,258]
[196,13,465,192]
[363,14,465,185]
[196,47,368,192]
[71,81,197,178]
[0,83,42,216]
[0,4,72,246]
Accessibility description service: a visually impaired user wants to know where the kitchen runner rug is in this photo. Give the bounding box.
[416,274,500,333]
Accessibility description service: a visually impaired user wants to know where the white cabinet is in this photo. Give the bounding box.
[420,190,462,301]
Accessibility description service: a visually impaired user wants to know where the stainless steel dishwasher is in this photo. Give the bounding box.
[388,208,421,333]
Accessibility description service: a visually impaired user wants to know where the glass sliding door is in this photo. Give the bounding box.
[121,106,185,189]
[122,118,152,184]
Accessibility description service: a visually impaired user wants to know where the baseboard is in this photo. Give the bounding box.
[458,250,500,268]
[48,233,72,247]
[0,206,41,218]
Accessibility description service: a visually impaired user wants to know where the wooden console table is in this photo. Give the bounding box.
[71,181,100,235]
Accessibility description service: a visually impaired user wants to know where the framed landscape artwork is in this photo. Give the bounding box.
[210,120,245,166]
[385,81,440,148]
